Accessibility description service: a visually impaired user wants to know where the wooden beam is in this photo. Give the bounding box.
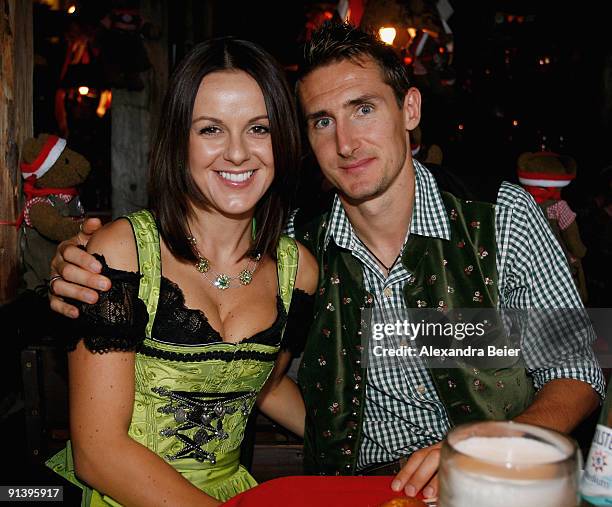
[111,0,168,218]
[0,0,33,304]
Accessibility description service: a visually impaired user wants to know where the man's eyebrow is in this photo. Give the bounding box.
[304,110,329,122]
[344,94,379,108]
[304,94,380,122]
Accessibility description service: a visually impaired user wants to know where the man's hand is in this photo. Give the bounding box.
[391,441,442,499]
[49,217,110,318]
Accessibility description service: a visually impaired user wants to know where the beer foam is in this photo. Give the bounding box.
[454,436,566,464]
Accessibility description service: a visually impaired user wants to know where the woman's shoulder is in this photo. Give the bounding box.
[87,217,139,273]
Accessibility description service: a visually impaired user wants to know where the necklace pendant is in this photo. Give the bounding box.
[214,274,231,290]
[195,256,210,273]
[239,269,253,286]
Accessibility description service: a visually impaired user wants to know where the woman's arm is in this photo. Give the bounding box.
[69,220,221,507]
[256,351,305,437]
[69,343,220,507]
[255,241,318,438]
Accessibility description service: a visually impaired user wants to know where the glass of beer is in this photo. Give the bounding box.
[438,421,581,507]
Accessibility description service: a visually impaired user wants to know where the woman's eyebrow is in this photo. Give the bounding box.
[192,114,269,124]
[192,115,222,124]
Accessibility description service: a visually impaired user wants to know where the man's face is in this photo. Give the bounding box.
[298,56,420,203]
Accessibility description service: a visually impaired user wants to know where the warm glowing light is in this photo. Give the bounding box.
[404,56,413,65]
[97,90,112,117]
[379,27,397,45]
[439,46,445,54]
[407,27,417,39]
[512,120,519,127]
[67,4,76,14]
[544,57,551,64]
[78,86,89,95]
[458,124,464,131]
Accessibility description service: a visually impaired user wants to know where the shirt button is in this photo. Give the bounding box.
[383,287,393,298]
[416,384,427,395]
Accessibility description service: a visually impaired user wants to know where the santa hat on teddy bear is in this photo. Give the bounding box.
[20,135,67,181]
[517,151,577,204]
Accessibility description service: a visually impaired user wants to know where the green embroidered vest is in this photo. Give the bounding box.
[295,192,535,476]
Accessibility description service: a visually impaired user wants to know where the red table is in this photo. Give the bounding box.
[222,476,427,506]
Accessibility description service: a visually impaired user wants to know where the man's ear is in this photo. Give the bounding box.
[403,87,421,131]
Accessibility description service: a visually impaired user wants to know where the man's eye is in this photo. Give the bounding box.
[199,126,221,135]
[314,118,332,129]
[250,125,270,135]
[358,104,373,115]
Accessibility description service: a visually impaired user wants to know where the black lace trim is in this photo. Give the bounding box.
[154,276,287,347]
[66,254,312,354]
[138,344,278,363]
[66,256,147,352]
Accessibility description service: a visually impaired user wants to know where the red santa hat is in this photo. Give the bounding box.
[517,151,576,188]
[20,135,67,180]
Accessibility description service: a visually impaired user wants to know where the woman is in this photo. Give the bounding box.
[46,38,317,506]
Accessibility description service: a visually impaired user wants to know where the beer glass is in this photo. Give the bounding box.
[438,421,581,507]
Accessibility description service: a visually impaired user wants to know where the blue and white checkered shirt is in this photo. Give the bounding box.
[288,160,604,469]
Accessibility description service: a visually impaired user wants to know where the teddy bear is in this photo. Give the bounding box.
[98,2,157,91]
[19,134,90,292]
[518,151,588,302]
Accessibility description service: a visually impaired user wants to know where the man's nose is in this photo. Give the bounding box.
[335,121,359,158]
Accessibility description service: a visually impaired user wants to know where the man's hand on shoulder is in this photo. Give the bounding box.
[49,217,109,318]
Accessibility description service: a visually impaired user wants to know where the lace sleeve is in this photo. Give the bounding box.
[281,288,314,357]
[66,254,148,353]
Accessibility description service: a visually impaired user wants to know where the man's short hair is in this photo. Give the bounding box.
[299,21,411,107]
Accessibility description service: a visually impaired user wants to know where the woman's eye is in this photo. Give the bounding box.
[199,126,221,135]
[314,118,332,130]
[250,125,270,135]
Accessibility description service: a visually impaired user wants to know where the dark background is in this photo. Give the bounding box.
[8,0,612,501]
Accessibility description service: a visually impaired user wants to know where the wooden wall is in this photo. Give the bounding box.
[111,0,168,218]
[0,0,33,304]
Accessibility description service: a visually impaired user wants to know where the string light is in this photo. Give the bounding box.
[78,86,89,96]
[67,4,76,14]
[379,27,397,45]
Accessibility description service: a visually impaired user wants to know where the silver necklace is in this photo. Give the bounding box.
[187,235,261,290]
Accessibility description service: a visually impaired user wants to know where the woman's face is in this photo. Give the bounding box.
[188,70,274,217]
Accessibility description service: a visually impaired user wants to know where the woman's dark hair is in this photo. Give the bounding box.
[299,21,411,107]
[149,37,300,262]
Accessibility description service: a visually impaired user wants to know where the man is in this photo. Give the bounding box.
[49,23,602,500]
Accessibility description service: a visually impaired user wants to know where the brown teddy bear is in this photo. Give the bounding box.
[518,151,588,302]
[19,134,90,291]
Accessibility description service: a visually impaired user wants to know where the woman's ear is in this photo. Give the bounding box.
[403,87,421,131]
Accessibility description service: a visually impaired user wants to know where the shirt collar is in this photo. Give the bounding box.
[324,160,451,250]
